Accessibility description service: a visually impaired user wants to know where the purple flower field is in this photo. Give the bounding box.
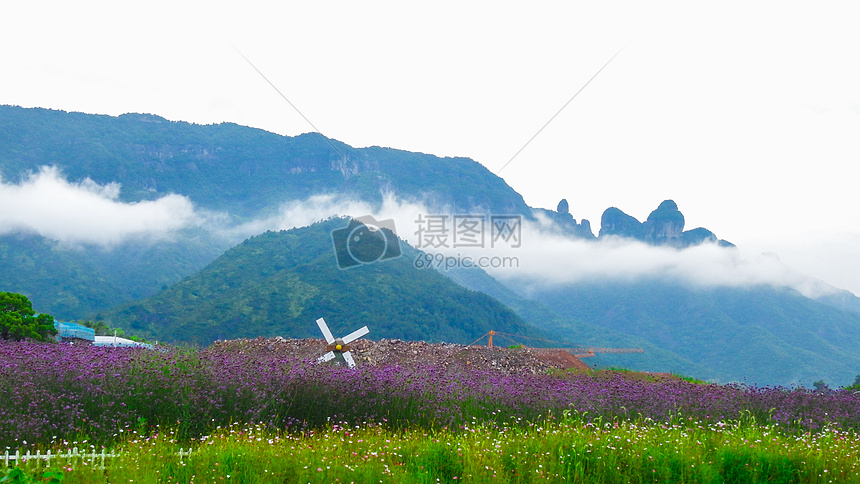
[2,340,859,448]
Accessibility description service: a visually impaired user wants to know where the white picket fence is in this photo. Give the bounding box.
[2,447,193,470]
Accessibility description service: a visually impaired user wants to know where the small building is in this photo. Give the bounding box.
[93,335,153,349]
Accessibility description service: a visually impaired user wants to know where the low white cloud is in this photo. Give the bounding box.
[476,221,844,299]
[9,170,835,299]
[227,194,843,299]
[0,166,201,245]
[0,164,847,303]
[219,193,433,243]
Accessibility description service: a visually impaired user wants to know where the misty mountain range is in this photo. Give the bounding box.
[3,104,860,387]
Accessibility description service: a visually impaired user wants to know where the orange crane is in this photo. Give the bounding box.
[470,330,643,357]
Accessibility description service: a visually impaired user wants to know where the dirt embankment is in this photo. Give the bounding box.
[206,337,593,374]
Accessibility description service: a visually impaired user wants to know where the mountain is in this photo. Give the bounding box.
[506,279,860,387]
[0,104,535,317]
[0,233,124,316]
[599,200,734,248]
[1,106,737,319]
[99,218,536,346]
[536,198,597,240]
[444,264,860,386]
[0,228,231,319]
[0,105,530,218]
[443,267,715,378]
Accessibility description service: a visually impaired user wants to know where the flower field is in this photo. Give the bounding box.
[2,340,860,482]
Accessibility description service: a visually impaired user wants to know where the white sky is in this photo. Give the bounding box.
[2,1,860,294]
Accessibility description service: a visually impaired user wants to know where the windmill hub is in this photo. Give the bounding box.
[326,338,349,352]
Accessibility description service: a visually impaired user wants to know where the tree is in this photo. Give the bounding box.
[843,375,860,391]
[77,319,149,342]
[0,292,56,342]
[78,319,120,336]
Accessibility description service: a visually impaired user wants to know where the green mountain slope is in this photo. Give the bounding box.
[513,280,860,387]
[0,105,530,218]
[0,230,229,319]
[99,218,535,345]
[443,268,715,378]
[0,233,123,317]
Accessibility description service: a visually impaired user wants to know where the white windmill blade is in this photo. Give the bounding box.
[342,326,369,344]
[316,317,335,344]
[342,351,356,368]
[317,351,336,363]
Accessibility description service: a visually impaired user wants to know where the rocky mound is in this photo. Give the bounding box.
[205,337,591,374]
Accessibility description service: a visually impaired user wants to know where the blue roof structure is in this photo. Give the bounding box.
[54,322,95,342]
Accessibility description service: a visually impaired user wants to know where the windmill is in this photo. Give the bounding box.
[315,317,369,368]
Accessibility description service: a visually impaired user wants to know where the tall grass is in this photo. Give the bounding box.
[9,416,860,483]
[5,339,860,481]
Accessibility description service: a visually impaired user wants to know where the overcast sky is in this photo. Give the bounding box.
[2,1,859,293]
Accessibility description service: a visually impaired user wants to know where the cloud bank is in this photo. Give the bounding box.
[0,166,201,245]
[257,196,843,299]
[0,169,842,299]
[219,193,432,242]
[483,229,841,299]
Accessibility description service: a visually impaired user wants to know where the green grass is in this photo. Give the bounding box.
[671,372,708,384]
[8,416,859,483]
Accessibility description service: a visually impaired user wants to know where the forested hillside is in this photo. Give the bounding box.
[516,280,860,386]
[100,218,536,345]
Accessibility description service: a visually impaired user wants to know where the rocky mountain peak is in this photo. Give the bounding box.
[643,199,685,245]
[546,199,596,239]
[599,207,645,239]
[557,199,570,215]
[598,200,732,248]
